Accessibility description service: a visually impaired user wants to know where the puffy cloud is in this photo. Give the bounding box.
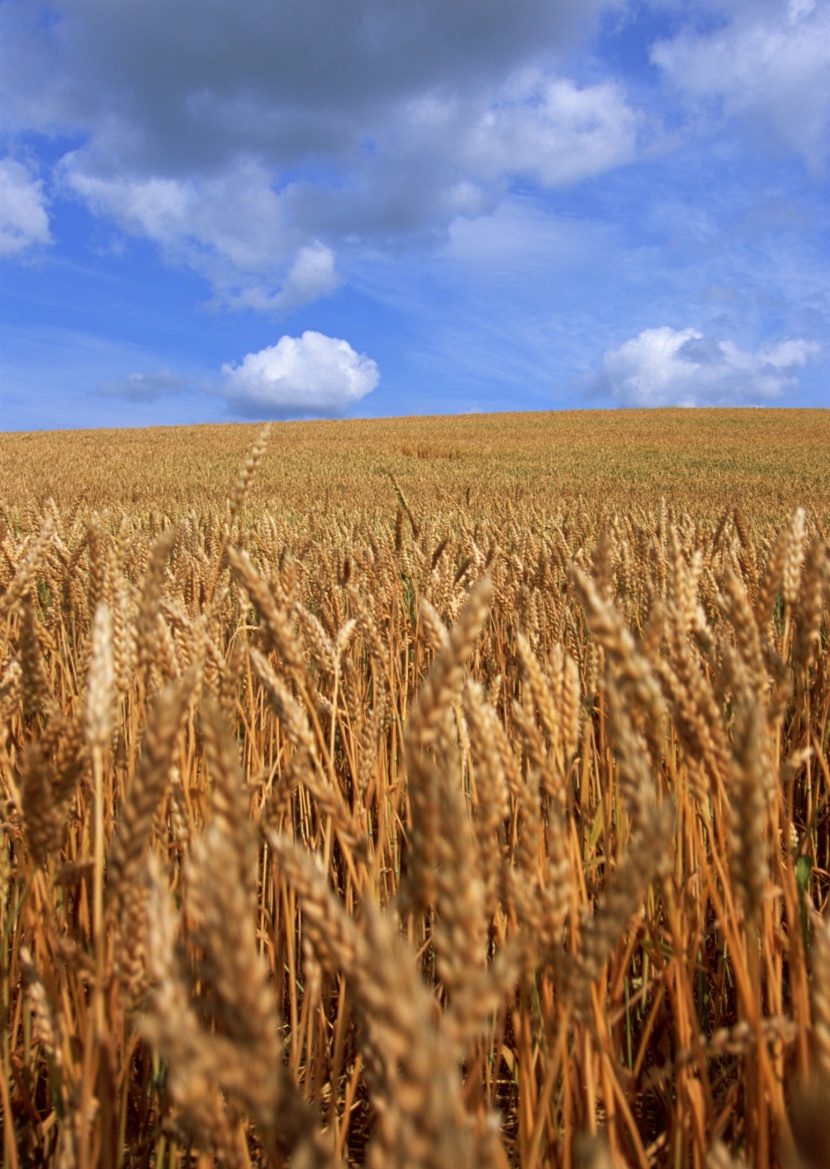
[61,157,298,301]
[468,73,641,186]
[596,326,820,406]
[62,157,285,267]
[221,331,379,418]
[0,0,643,304]
[0,0,603,156]
[53,59,642,303]
[63,163,338,313]
[223,243,341,314]
[97,368,187,400]
[651,1,830,169]
[0,157,50,256]
[66,172,194,250]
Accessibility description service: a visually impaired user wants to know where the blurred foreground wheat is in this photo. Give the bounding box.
[1,416,829,1168]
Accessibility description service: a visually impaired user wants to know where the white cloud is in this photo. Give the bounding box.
[221,331,379,418]
[269,241,340,310]
[223,242,341,314]
[651,1,830,169]
[468,73,641,186]
[61,157,347,312]
[66,171,193,248]
[97,368,187,400]
[62,156,287,275]
[0,157,50,256]
[596,326,820,406]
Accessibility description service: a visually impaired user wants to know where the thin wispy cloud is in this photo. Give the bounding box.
[98,368,188,401]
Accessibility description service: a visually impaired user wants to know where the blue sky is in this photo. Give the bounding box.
[1,0,828,430]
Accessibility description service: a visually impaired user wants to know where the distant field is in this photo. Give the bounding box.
[2,408,829,1168]
[2,408,829,522]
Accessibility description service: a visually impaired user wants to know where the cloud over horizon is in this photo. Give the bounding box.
[595,326,821,407]
[221,331,379,418]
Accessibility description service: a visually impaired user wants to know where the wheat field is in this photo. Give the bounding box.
[1,409,829,1169]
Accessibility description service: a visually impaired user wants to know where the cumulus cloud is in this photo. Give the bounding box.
[0,0,603,157]
[468,73,641,186]
[0,157,50,256]
[595,326,820,406]
[0,0,644,302]
[53,56,641,302]
[651,0,830,169]
[62,161,338,312]
[223,243,341,314]
[61,156,303,305]
[62,156,287,267]
[97,368,187,400]
[221,331,379,418]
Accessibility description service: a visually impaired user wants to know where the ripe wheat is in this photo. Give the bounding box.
[1,411,828,1168]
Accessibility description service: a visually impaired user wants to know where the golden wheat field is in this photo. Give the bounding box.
[1,408,829,1169]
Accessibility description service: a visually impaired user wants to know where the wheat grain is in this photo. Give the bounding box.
[3,417,828,1169]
